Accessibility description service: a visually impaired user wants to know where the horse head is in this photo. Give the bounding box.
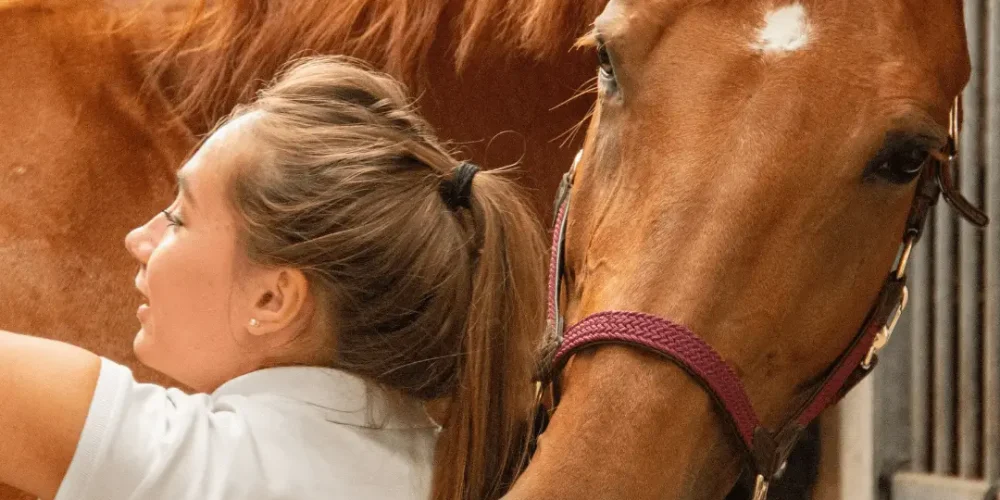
[514,2,988,499]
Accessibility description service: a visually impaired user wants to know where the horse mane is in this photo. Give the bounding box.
[139,0,605,132]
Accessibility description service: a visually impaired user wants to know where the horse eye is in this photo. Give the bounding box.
[866,148,929,184]
[596,42,616,83]
[864,133,932,184]
[895,148,930,175]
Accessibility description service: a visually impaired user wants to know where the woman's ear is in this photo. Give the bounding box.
[245,267,311,337]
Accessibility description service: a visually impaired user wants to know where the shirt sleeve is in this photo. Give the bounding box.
[54,358,256,500]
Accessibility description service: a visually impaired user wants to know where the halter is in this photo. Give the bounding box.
[533,100,990,500]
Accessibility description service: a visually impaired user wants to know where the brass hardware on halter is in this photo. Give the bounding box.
[895,238,914,279]
[752,475,770,500]
[569,149,583,183]
[860,233,913,370]
[949,96,960,147]
[862,285,908,369]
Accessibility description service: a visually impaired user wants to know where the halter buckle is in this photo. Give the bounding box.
[862,285,908,369]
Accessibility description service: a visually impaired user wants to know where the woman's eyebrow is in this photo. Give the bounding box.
[176,171,198,209]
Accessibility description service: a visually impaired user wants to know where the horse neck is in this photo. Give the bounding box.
[507,346,743,500]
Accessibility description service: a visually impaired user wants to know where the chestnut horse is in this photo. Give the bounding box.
[505,1,982,499]
[0,0,967,499]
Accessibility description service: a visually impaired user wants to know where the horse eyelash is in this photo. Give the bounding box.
[575,30,599,49]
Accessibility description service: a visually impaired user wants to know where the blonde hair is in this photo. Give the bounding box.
[222,55,547,500]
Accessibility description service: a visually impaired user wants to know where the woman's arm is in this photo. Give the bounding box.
[0,330,99,499]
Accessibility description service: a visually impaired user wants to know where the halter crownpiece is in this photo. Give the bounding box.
[533,100,990,500]
[440,161,480,210]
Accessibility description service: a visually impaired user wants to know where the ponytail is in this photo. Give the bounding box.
[430,169,548,500]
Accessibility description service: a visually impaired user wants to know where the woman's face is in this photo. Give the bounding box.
[125,115,263,392]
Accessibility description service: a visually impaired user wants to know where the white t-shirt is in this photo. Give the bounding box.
[54,358,439,500]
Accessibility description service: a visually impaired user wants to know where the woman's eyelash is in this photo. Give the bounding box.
[162,210,184,227]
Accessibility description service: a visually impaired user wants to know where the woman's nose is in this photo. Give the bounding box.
[125,219,157,264]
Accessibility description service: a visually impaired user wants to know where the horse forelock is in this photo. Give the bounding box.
[137,0,606,132]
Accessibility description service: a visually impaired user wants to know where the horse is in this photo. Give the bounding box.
[503,1,987,499]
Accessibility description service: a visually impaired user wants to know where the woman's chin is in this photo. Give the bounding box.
[132,327,156,366]
[132,331,183,387]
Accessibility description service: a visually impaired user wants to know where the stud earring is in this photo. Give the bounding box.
[248,318,260,328]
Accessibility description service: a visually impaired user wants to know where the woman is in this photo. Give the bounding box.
[0,55,547,500]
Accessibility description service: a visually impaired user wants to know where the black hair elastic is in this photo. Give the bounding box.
[439,162,479,210]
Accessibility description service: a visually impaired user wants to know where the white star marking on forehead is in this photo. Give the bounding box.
[752,4,810,54]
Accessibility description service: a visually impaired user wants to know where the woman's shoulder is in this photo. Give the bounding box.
[56,358,437,500]
[211,363,440,478]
